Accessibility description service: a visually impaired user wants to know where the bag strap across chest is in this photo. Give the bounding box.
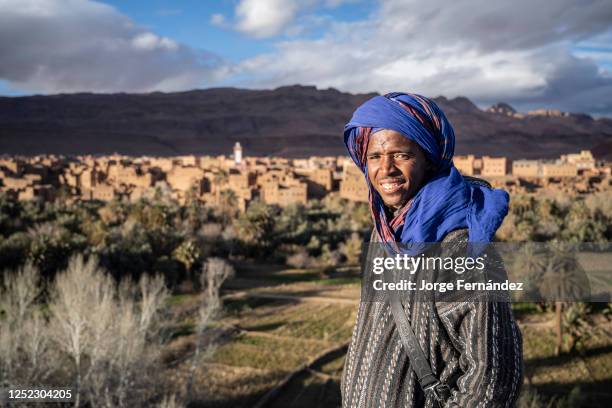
[384,269,451,406]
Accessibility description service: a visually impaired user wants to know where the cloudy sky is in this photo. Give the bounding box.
[1,0,611,116]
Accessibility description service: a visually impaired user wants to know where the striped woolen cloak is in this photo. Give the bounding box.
[341,229,523,408]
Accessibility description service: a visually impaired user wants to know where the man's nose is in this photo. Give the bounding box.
[380,155,399,175]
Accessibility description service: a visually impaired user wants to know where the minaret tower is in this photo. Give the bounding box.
[233,142,243,166]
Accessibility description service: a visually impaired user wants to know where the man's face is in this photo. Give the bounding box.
[366,129,430,210]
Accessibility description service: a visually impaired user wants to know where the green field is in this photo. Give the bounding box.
[161,265,612,408]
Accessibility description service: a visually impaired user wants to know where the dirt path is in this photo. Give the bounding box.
[252,342,349,408]
[224,290,358,305]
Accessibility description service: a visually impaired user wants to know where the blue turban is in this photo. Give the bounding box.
[344,92,509,246]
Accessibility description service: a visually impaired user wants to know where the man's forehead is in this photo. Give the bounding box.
[367,131,415,151]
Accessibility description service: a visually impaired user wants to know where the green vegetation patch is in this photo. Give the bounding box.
[238,303,355,342]
[522,325,558,361]
[224,296,287,315]
[315,277,361,286]
[521,323,612,405]
[166,293,197,306]
[211,333,324,371]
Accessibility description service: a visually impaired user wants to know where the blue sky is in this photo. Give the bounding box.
[102,0,274,61]
[99,0,375,60]
[1,0,611,116]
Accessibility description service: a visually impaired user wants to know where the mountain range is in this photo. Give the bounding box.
[1,85,611,160]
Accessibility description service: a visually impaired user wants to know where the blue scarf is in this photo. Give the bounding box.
[344,92,509,247]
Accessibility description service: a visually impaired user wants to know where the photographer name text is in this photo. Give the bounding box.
[372,279,524,292]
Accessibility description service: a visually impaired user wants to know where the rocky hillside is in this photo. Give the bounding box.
[1,85,611,159]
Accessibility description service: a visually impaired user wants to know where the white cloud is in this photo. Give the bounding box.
[131,33,178,51]
[2,0,611,115]
[0,0,227,93]
[229,0,357,38]
[235,0,301,38]
[236,0,612,115]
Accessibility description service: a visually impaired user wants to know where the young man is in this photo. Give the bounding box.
[341,93,523,407]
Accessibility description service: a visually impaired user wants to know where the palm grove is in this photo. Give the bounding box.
[0,189,610,406]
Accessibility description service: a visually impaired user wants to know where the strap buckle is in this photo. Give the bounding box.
[424,381,451,403]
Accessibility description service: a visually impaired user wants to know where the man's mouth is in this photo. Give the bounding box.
[379,180,405,194]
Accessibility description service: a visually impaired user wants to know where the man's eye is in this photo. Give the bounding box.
[367,154,381,160]
[393,153,411,160]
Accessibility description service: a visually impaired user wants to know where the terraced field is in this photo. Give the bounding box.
[162,264,612,408]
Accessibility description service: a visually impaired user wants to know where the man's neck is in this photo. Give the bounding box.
[385,200,411,219]
[392,206,404,217]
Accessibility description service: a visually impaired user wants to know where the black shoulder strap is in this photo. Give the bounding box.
[384,270,451,404]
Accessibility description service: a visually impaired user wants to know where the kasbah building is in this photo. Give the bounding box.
[0,143,610,210]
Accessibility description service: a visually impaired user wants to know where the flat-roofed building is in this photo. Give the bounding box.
[512,160,540,177]
[561,150,596,170]
[261,178,307,206]
[18,187,35,200]
[128,186,150,202]
[310,168,334,191]
[2,177,30,190]
[149,158,174,172]
[542,162,577,177]
[454,155,475,176]
[90,183,115,201]
[20,185,55,201]
[293,158,309,168]
[80,169,98,189]
[62,172,79,188]
[340,163,368,202]
[178,155,199,167]
[166,166,205,191]
[0,158,25,176]
[228,170,256,190]
[226,170,256,202]
[481,156,507,177]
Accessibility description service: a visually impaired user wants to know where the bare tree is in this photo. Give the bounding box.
[48,254,170,407]
[138,274,169,336]
[19,310,52,384]
[0,261,40,325]
[1,253,222,408]
[0,262,48,386]
[158,394,184,408]
[49,254,115,407]
[185,258,234,402]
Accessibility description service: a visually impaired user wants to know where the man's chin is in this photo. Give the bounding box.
[380,195,408,210]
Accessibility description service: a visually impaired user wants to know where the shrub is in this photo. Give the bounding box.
[562,303,592,353]
[339,232,363,265]
[286,248,314,268]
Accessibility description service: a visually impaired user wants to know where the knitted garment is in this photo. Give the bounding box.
[341,229,523,408]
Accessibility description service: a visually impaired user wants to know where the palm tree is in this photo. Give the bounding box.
[213,170,229,194]
[234,201,274,249]
[512,243,546,300]
[538,243,589,355]
[173,240,201,285]
[218,189,238,226]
